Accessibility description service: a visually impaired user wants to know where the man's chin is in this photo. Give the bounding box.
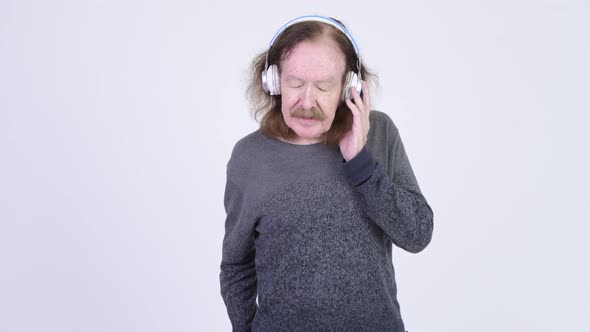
[287,126,323,144]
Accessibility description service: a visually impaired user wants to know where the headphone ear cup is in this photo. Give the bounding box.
[265,65,281,95]
[343,71,361,101]
[262,69,270,93]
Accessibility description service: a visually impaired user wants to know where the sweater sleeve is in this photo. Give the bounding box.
[343,124,434,253]
[220,176,258,331]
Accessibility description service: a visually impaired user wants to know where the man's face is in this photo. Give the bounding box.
[279,37,346,144]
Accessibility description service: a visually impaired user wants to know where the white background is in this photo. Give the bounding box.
[1,0,589,331]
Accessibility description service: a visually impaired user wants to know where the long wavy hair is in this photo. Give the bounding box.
[247,18,377,145]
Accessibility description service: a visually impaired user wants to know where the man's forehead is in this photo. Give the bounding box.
[280,56,345,82]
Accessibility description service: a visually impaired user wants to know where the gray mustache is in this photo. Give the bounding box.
[291,107,326,121]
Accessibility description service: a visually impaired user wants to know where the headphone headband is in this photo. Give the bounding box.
[268,15,360,55]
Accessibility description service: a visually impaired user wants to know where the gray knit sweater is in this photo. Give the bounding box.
[220,111,433,332]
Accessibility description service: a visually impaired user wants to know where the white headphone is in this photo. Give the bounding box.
[261,15,362,101]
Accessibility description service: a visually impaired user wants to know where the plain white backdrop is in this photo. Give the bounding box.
[1,0,589,331]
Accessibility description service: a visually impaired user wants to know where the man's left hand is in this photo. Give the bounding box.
[339,81,371,162]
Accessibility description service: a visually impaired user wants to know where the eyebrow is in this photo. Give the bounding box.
[283,75,339,84]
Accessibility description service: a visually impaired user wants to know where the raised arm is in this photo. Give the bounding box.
[343,112,434,253]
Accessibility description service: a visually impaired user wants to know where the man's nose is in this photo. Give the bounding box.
[301,85,316,109]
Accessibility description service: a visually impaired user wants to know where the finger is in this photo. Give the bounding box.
[350,86,365,113]
[346,99,363,126]
[346,98,360,116]
[347,98,366,132]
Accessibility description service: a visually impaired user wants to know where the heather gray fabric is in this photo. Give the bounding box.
[220,110,434,332]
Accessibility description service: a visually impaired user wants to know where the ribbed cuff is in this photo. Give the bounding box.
[342,146,377,186]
